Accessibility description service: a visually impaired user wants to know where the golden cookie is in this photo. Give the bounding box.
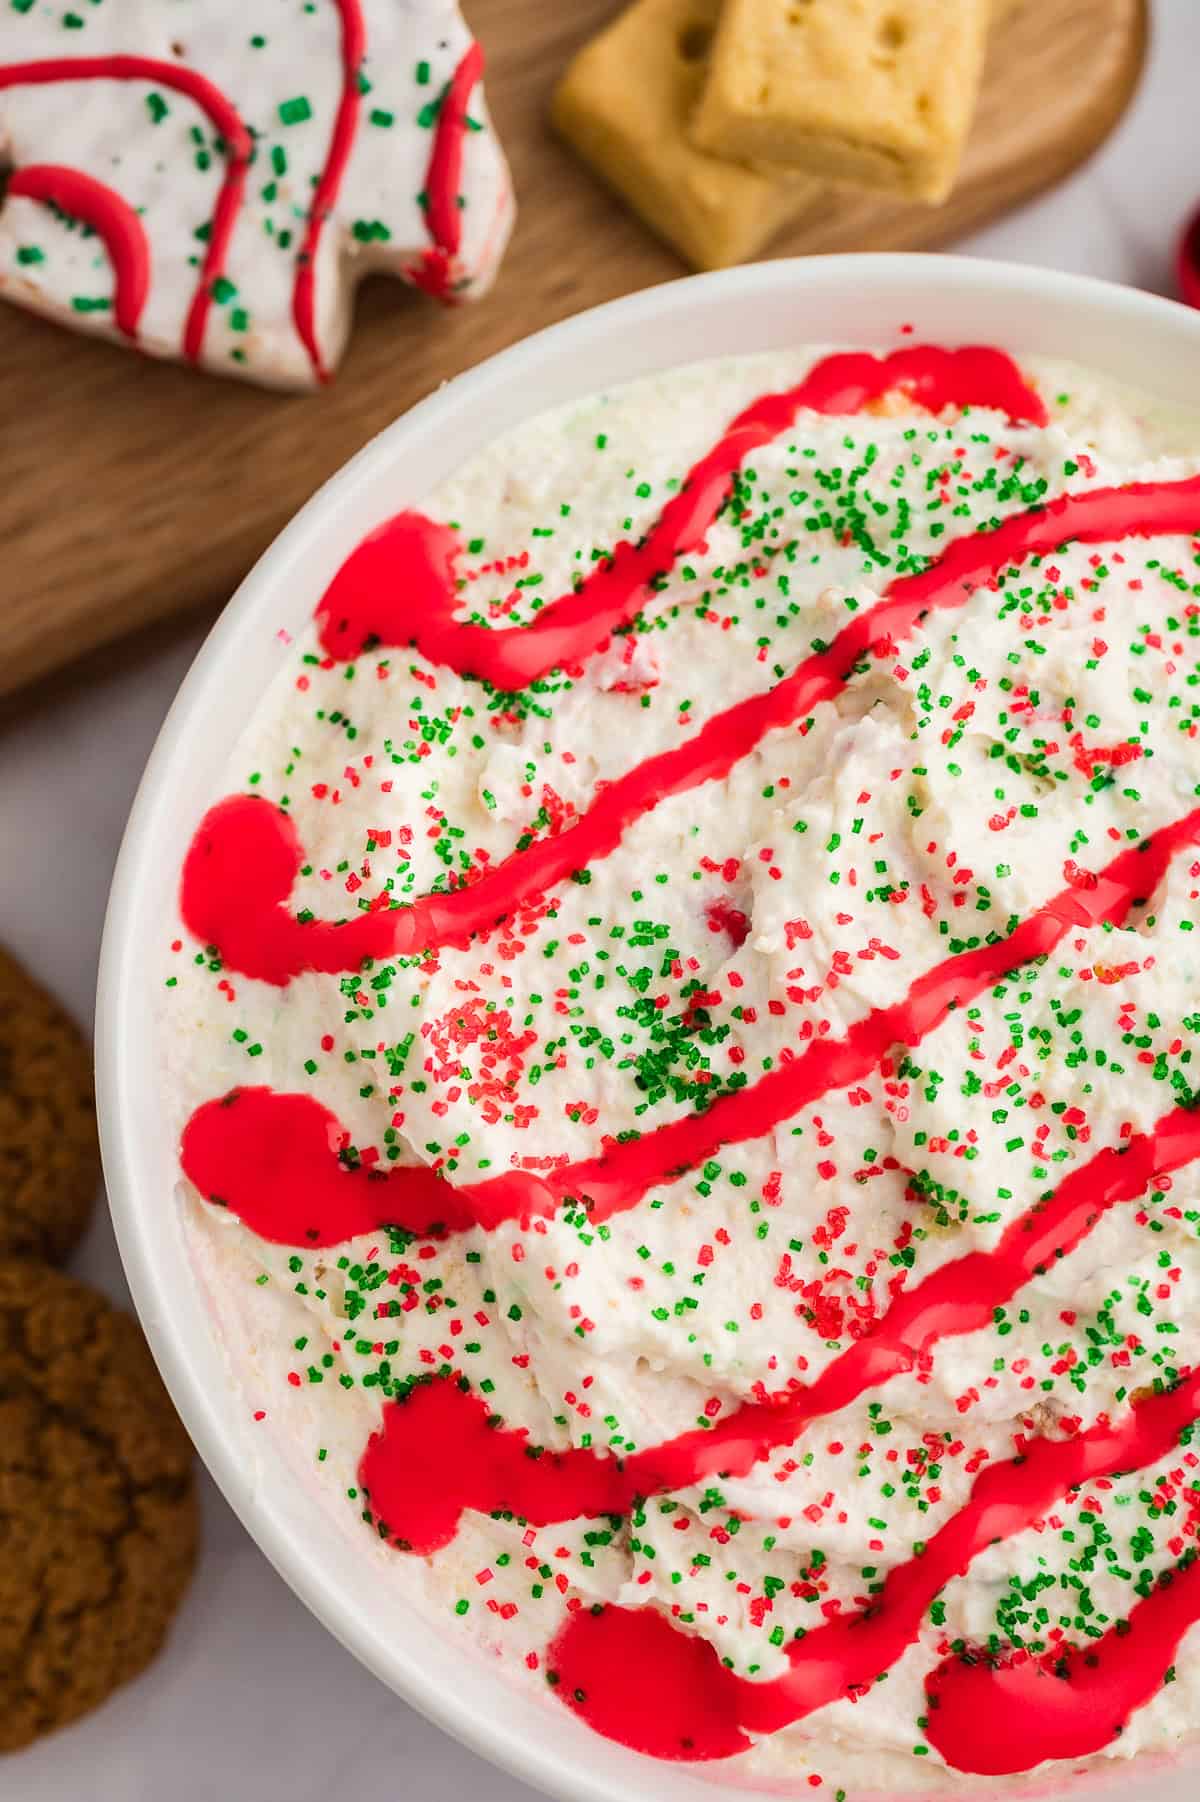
[551,0,826,270]
[0,1262,198,1751]
[690,0,992,204]
[0,946,99,1264]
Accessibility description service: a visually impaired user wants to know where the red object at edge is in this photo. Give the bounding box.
[1176,203,1200,308]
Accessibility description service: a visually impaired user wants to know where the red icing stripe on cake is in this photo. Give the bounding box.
[0,57,251,363]
[7,163,150,338]
[407,39,485,300]
[292,0,367,381]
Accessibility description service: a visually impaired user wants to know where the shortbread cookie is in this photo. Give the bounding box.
[0,0,514,388]
[691,0,992,204]
[551,0,825,271]
[0,1262,197,1751]
[0,946,98,1265]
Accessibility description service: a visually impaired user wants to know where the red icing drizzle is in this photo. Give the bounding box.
[180,795,396,986]
[354,1100,1200,1550]
[292,0,365,381]
[925,1553,1200,1774]
[0,57,252,363]
[317,471,1200,684]
[180,810,1200,1246]
[7,163,149,338]
[408,40,484,300]
[549,1604,754,1763]
[176,343,1200,1773]
[315,346,1046,673]
[185,470,1200,983]
[546,1370,1200,1761]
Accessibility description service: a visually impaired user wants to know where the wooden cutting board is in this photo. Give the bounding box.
[0,0,1147,702]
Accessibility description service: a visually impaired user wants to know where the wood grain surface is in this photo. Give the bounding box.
[0,0,1147,701]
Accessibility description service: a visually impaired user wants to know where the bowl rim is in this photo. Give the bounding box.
[97,252,1200,1802]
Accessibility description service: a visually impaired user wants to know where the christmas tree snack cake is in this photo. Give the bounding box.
[166,331,1200,1792]
[0,0,514,387]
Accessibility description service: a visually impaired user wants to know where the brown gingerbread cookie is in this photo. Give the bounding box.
[0,1262,198,1752]
[0,945,100,1263]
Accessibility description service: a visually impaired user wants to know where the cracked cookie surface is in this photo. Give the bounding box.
[0,946,99,1264]
[0,1261,197,1752]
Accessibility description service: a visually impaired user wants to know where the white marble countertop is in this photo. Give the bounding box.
[3,6,1199,1796]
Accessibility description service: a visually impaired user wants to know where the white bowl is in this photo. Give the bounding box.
[98,254,1200,1802]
